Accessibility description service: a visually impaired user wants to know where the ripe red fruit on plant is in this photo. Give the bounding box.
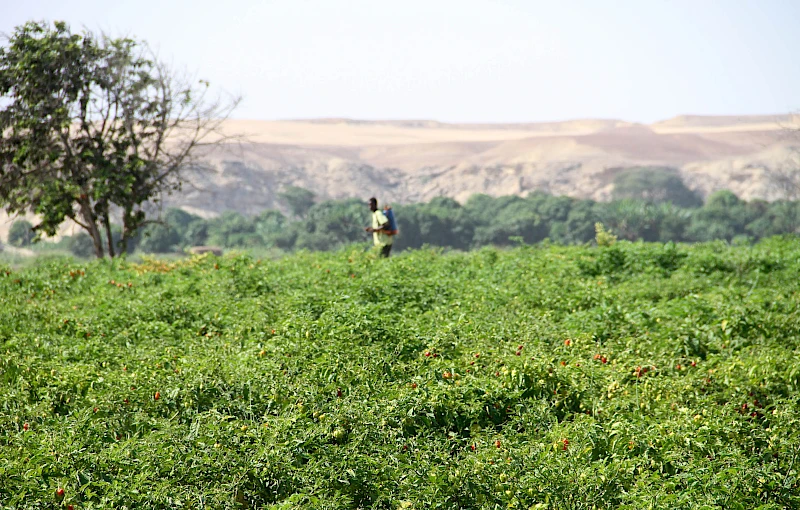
[442,371,452,379]
[154,392,160,400]
[471,444,476,451]
[560,361,566,366]
[470,361,475,365]
[123,398,129,404]
[474,353,480,358]
[68,505,74,510]
[23,423,29,431]
[515,351,521,356]
[517,345,523,350]
[411,383,417,389]
[424,351,431,357]
[564,339,571,346]
[676,364,681,370]
[691,361,697,367]
[593,354,601,360]
[56,488,65,499]
[495,440,501,448]
[337,388,342,398]
[601,356,607,364]
[93,407,98,413]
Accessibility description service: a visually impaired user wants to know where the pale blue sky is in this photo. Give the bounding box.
[2,0,798,123]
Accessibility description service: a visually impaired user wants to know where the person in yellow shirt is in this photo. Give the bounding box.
[365,197,394,257]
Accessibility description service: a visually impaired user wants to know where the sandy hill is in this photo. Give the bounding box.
[2,114,799,241]
[173,114,797,214]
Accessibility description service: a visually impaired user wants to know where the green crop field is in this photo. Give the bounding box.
[1,240,799,509]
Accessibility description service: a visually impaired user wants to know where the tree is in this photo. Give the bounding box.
[136,223,182,253]
[278,186,316,219]
[0,21,238,258]
[685,190,751,242]
[598,200,660,241]
[206,211,261,248]
[253,209,287,244]
[7,219,35,247]
[136,207,204,253]
[612,167,702,208]
[64,232,95,258]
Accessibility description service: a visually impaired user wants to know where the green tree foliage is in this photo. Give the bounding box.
[137,224,182,254]
[253,209,287,242]
[686,190,751,242]
[472,199,543,246]
[278,186,316,219]
[207,211,262,248]
[293,198,364,251]
[7,219,35,247]
[64,232,95,258]
[612,167,702,208]
[600,200,661,241]
[130,189,800,254]
[0,21,237,258]
[746,200,800,237]
[133,208,212,253]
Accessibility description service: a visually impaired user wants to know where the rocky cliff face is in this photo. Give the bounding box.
[164,115,800,217]
[2,115,798,241]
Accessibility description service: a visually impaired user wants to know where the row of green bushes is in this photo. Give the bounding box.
[6,188,799,257]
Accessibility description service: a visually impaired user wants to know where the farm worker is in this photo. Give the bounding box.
[365,197,394,258]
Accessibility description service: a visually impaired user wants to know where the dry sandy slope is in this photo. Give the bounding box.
[175,114,798,214]
[2,114,798,242]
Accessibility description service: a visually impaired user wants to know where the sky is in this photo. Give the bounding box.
[2,0,799,124]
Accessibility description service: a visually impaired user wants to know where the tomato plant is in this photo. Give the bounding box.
[0,241,798,508]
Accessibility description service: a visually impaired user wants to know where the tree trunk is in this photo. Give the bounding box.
[88,223,104,259]
[78,198,105,258]
[119,207,132,255]
[102,209,116,258]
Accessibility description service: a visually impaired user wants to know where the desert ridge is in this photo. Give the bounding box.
[1,114,798,242]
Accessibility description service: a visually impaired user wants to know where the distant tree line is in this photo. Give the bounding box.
[7,167,800,256]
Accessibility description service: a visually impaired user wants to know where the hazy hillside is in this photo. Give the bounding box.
[168,114,800,215]
[2,114,798,240]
